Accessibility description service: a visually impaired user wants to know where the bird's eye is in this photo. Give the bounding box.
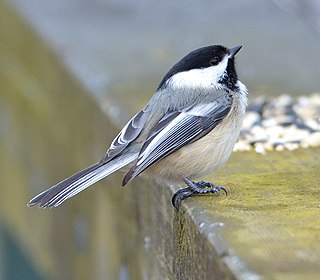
[209,57,219,65]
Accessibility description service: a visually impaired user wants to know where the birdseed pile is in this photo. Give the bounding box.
[234,93,320,154]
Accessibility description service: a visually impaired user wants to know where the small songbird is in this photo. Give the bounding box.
[28,45,248,209]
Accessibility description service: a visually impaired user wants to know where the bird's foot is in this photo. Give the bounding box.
[172,177,227,210]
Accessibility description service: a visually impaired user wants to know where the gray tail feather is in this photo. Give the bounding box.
[27,153,137,208]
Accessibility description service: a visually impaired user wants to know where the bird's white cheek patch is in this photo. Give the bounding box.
[169,56,228,89]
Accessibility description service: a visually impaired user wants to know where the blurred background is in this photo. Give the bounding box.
[1,0,320,279]
[7,0,320,114]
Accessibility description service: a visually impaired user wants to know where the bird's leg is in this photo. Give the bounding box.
[172,177,227,210]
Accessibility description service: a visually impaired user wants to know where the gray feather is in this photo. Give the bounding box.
[28,153,137,208]
[122,91,232,185]
[101,106,151,161]
[28,107,151,208]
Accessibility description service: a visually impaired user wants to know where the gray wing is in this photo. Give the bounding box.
[122,95,232,185]
[101,106,151,162]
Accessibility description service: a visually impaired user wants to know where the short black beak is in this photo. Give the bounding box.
[228,45,242,58]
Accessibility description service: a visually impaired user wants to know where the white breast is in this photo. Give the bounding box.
[145,81,248,183]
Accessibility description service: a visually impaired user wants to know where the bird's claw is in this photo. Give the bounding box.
[172,177,227,210]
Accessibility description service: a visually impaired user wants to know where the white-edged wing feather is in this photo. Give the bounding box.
[123,95,232,184]
[101,106,151,162]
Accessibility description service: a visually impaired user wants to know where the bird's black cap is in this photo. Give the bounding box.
[158,45,241,90]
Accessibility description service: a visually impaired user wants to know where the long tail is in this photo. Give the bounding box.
[27,153,137,208]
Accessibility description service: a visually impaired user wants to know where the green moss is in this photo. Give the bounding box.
[186,148,320,278]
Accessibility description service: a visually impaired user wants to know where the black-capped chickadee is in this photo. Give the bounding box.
[28,45,248,210]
